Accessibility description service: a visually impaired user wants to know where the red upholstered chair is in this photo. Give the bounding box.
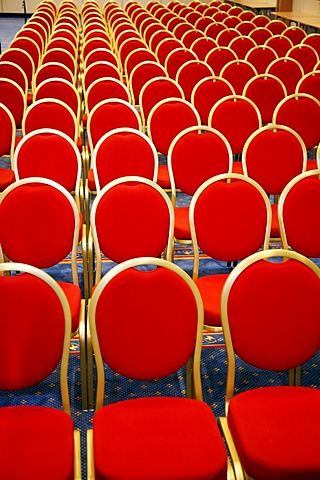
[205,46,238,76]
[296,70,320,102]
[2,47,35,89]
[238,9,255,21]
[168,125,233,248]
[118,38,147,71]
[0,177,87,407]
[190,36,218,61]
[245,44,278,74]
[33,61,75,90]
[40,48,78,79]
[286,43,319,74]
[84,47,119,71]
[191,75,235,125]
[86,256,231,479]
[272,93,320,170]
[279,169,320,256]
[189,173,271,329]
[265,18,287,34]
[0,103,16,191]
[220,59,258,95]
[147,98,201,188]
[223,15,241,29]
[219,248,320,480]
[248,26,272,45]
[266,56,304,95]
[243,74,287,124]
[0,262,81,480]
[149,29,174,53]
[236,21,257,36]
[282,25,307,45]
[208,94,262,174]
[252,14,270,27]
[0,77,26,130]
[0,60,28,97]
[175,59,214,101]
[129,60,167,105]
[164,47,198,79]
[216,28,241,47]
[123,47,158,81]
[10,36,41,71]
[82,60,121,92]
[205,21,227,41]
[139,76,185,129]
[302,32,320,57]
[265,34,293,57]
[242,123,307,239]
[155,37,185,65]
[181,29,205,49]
[228,35,257,60]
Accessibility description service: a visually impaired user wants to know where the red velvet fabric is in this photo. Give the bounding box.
[0,184,75,268]
[244,76,286,124]
[288,45,318,74]
[24,102,77,141]
[245,48,277,74]
[87,80,130,112]
[228,387,320,480]
[16,133,78,192]
[245,129,305,194]
[84,63,121,91]
[298,71,320,102]
[210,98,260,154]
[95,182,170,264]
[227,259,320,370]
[93,397,228,480]
[95,267,198,379]
[156,38,184,65]
[1,49,34,88]
[36,62,74,87]
[282,176,320,257]
[271,203,280,238]
[220,61,257,95]
[157,164,171,189]
[58,281,81,333]
[229,36,256,60]
[195,273,228,327]
[131,63,167,103]
[36,81,79,118]
[141,78,184,121]
[191,37,217,61]
[165,48,197,79]
[0,169,15,191]
[249,27,273,45]
[0,406,74,480]
[174,206,190,239]
[267,58,303,95]
[0,273,65,389]
[194,179,268,261]
[216,29,240,48]
[0,79,25,129]
[193,77,234,124]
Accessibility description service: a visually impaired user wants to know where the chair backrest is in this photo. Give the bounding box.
[220,59,258,95]
[0,102,16,159]
[34,61,75,91]
[90,176,174,281]
[286,43,319,74]
[0,262,71,411]
[228,35,257,60]
[89,256,204,409]
[85,76,131,113]
[22,98,79,142]
[147,97,201,155]
[87,98,142,152]
[191,75,235,125]
[236,20,257,36]
[216,28,241,47]
[190,173,271,273]
[0,48,34,91]
[205,21,227,41]
[208,94,262,155]
[175,59,214,101]
[181,29,205,50]
[41,48,77,78]
[302,33,320,57]
[34,77,81,121]
[278,169,320,258]
[220,248,320,408]
[265,34,293,57]
[296,70,320,102]
[84,47,119,70]
[139,76,185,129]
[266,56,304,95]
[129,60,167,104]
[243,74,287,124]
[124,47,158,80]
[245,44,278,74]
[272,93,320,151]
[190,36,218,61]
[164,47,198,79]
[91,127,158,191]
[242,123,307,195]
[10,36,41,70]
[248,26,272,45]
[282,25,307,45]
[168,126,233,204]
[205,46,238,76]
[83,60,121,91]
[0,77,26,129]
[13,128,82,206]
[265,19,287,35]
[0,60,28,94]
[0,177,79,281]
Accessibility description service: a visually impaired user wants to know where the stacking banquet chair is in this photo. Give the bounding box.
[302,32,320,57]
[191,76,235,125]
[228,35,257,60]
[86,256,232,479]
[0,77,27,130]
[219,248,320,480]
[189,173,271,330]
[0,47,35,90]
[85,127,158,225]
[220,59,258,95]
[10,36,41,72]
[272,93,320,170]
[244,44,278,75]
[167,126,233,252]
[296,70,320,102]
[278,169,320,257]
[0,177,87,409]
[265,34,293,57]
[33,61,76,91]
[265,56,304,95]
[242,123,307,239]
[175,59,214,101]
[0,102,16,192]
[0,60,29,99]
[128,60,167,105]
[147,97,201,189]
[82,60,121,93]
[164,47,198,79]
[208,94,262,174]
[139,76,185,130]
[286,43,319,74]
[243,74,287,125]
[205,46,238,76]
[282,25,307,45]
[40,48,78,81]
[0,262,81,480]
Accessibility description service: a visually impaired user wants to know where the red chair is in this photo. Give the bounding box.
[219,248,320,480]
[223,15,241,29]
[83,60,121,92]
[243,74,287,124]
[0,262,81,480]
[265,18,287,34]
[282,25,307,45]
[242,123,307,238]
[216,28,241,47]
[245,44,278,74]
[0,77,26,130]
[0,103,16,191]
[87,256,231,479]
[0,60,28,97]
[189,173,271,329]
[248,26,273,45]
[238,9,255,21]
[155,37,184,65]
[124,47,158,81]
[286,43,319,74]
[190,36,218,61]
[266,56,304,95]
[129,60,167,105]
[175,59,214,100]
[10,36,41,71]
[0,47,34,89]
[236,21,257,36]
[296,70,320,102]
[41,48,78,78]
[228,35,257,60]
[84,47,119,70]
[205,46,238,75]
[205,21,227,41]
[252,14,270,27]
[220,59,258,95]
[302,32,320,57]
[265,34,293,57]
[16,26,44,54]
[181,29,205,49]
[191,75,235,125]
[164,47,198,79]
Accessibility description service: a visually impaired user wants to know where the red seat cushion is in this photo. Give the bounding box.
[228,386,320,480]
[174,206,190,240]
[93,397,228,480]
[87,168,96,191]
[194,274,229,327]
[0,169,15,191]
[271,202,280,238]
[57,282,81,333]
[231,161,244,174]
[157,164,171,189]
[0,406,74,480]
